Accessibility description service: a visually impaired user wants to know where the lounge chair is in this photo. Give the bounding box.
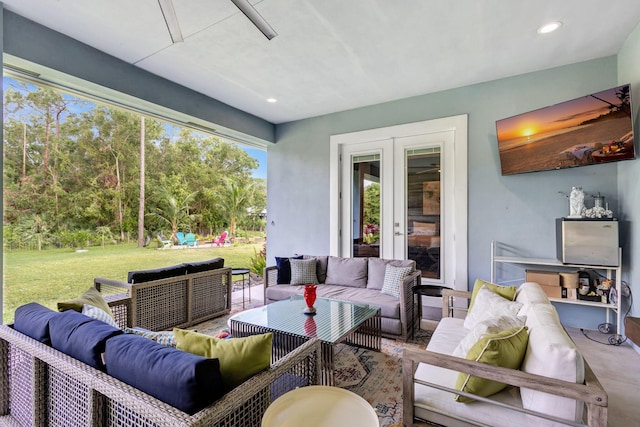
[185,232,198,247]
[176,231,187,245]
[213,231,228,246]
[157,235,172,249]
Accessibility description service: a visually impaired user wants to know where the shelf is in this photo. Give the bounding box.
[491,240,623,336]
[548,297,617,309]
[493,255,619,270]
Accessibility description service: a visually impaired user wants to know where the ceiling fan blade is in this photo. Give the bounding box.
[230,0,278,40]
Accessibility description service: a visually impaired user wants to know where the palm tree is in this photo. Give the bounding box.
[148,189,197,244]
[218,180,253,241]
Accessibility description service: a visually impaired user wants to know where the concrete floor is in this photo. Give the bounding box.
[567,327,640,427]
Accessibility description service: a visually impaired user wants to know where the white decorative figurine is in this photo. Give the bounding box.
[568,186,585,218]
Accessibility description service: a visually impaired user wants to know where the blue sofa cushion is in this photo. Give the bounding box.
[275,256,303,284]
[13,302,60,344]
[49,310,123,370]
[105,334,224,414]
[127,264,188,283]
[184,258,225,274]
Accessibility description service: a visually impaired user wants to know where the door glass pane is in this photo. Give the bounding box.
[406,148,441,279]
[352,155,380,258]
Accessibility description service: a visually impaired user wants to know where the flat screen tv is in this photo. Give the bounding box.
[496,84,635,175]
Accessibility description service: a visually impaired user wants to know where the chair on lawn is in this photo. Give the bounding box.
[176,231,187,246]
[157,234,172,249]
[185,232,198,247]
[213,231,228,246]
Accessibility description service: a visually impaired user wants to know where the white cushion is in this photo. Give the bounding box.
[452,315,526,358]
[520,303,584,422]
[464,286,523,330]
[515,282,550,311]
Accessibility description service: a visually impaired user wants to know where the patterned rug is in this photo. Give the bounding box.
[334,329,432,427]
[191,304,432,427]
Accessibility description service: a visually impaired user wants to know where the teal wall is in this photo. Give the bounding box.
[271,56,626,331]
[618,23,640,332]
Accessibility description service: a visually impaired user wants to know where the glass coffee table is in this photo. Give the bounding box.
[229,295,381,385]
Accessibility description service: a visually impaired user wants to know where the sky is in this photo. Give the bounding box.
[2,76,267,180]
[496,85,627,142]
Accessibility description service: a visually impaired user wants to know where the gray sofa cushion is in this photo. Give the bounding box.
[367,258,415,290]
[265,284,303,301]
[315,286,400,319]
[324,256,368,288]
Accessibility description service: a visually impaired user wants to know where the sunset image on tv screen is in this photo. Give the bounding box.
[496,84,635,175]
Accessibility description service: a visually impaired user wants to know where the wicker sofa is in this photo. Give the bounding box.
[264,255,421,341]
[0,301,321,427]
[402,281,608,427]
[94,258,232,331]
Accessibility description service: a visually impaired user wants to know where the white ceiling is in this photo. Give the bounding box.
[3,0,640,124]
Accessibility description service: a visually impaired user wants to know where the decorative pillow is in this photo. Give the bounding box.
[57,287,114,319]
[290,258,319,285]
[454,325,529,403]
[174,329,272,391]
[124,327,177,347]
[367,258,414,290]
[49,310,123,370]
[302,255,329,283]
[106,334,223,414]
[275,256,303,284]
[452,315,526,358]
[468,279,517,311]
[13,302,60,344]
[464,286,523,330]
[380,265,413,298]
[82,304,119,329]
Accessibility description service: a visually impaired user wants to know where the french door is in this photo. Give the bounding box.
[330,116,467,289]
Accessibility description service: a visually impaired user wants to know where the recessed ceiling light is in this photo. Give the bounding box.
[266,98,278,103]
[537,21,562,34]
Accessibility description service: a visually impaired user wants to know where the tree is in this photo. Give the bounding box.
[217,180,254,241]
[137,116,146,247]
[147,188,197,243]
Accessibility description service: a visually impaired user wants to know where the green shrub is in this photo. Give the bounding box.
[249,244,266,276]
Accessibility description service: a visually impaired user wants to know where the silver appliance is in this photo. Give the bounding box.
[556,218,619,266]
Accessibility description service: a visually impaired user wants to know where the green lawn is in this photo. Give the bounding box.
[2,243,263,324]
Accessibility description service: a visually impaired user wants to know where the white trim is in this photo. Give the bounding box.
[329,115,468,291]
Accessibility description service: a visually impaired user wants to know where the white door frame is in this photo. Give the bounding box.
[329,115,468,291]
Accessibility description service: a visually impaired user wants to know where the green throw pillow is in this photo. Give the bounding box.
[468,279,517,311]
[57,287,114,318]
[454,325,529,403]
[174,328,272,391]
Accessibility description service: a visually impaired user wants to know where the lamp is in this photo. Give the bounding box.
[158,0,184,43]
[230,0,278,40]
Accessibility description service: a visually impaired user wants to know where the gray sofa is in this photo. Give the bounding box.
[264,255,421,341]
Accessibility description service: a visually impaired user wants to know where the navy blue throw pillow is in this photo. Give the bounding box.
[49,310,123,370]
[13,302,60,344]
[106,334,224,414]
[275,256,303,284]
[184,258,225,274]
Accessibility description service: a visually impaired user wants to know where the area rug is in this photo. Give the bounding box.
[191,307,432,427]
[333,329,432,427]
